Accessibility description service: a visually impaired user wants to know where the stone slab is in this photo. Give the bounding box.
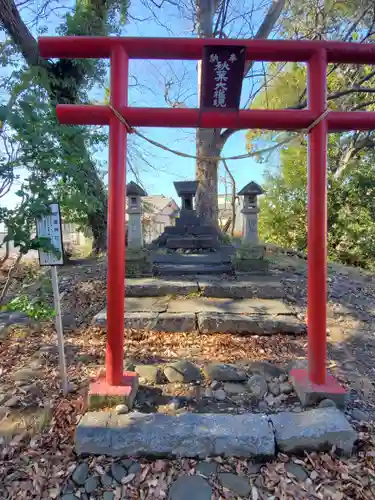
[233,259,269,274]
[175,214,200,226]
[76,412,275,458]
[271,408,356,455]
[197,312,305,335]
[167,236,218,250]
[93,310,159,330]
[126,278,198,297]
[125,313,159,330]
[154,313,197,332]
[75,412,112,455]
[290,369,347,408]
[168,298,292,315]
[165,225,218,236]
[125,297,169,313]
[152,253,231,264]
[154,264,233,276]
[198,278,284,299]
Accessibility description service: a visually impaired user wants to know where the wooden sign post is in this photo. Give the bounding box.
[36,203,68,395]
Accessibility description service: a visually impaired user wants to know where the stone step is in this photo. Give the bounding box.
[92,297,305,334]
[166,236,219,249]
[152,252,232,264]
[164,225,219,236]
[75,408,356,457]
[126,278,199,297]
[125,277,284,299]
[153,263,233,275]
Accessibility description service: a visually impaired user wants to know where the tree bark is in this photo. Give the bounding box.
[0,251,22,305]
[195,128,221,226]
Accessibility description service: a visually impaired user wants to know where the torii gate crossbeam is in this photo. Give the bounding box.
[38,36,375,406]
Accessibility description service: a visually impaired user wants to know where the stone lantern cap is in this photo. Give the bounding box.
[237,181,264,196]
[126,181,147,197]
[174,181,198,197]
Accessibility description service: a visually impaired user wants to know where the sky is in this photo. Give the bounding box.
[0,0,276,210]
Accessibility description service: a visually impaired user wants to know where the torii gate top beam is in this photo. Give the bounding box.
[39,36,375,64]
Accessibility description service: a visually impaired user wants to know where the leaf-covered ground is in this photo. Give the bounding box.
[0,323,374,499]
[0,253,374,498]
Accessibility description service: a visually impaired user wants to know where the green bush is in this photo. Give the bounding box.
[1,294,55,320]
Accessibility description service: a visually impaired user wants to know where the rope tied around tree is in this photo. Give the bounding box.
[108,103,330,162]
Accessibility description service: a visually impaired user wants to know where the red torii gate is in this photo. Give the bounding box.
[38,36,375,404]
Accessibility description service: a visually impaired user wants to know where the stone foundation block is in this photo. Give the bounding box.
[87,372,139,411]
[76,412,275,458]
[271,407,356,455]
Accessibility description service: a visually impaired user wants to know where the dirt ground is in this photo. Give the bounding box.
[0,254,374,499]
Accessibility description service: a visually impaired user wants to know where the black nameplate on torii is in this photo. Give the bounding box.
[200,45,246,110]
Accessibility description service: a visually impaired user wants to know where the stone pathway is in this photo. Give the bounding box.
[93,296,305,334]
[125,276,284,299]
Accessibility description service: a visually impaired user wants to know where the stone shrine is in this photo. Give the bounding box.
[238,181,264,244]
[152,180,234,275]
[156,180,220,250]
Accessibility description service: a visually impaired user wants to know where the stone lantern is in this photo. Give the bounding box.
[126,181,147,248]
[238,181,264,244]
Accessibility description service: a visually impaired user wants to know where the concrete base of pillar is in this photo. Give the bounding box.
[290,368,347,408]
[87,372,139,411]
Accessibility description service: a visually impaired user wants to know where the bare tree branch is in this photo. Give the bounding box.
[243,0,286,77]
[290,86,375,110]
[0,250,22,305]
[222,159,237,236]
[352,99,375,111]
[334,131,375,179]
[0,241,10,268]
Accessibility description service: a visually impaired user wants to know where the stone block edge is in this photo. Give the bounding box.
[75,407,356,458]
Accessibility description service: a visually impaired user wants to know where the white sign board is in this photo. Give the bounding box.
[36,203,64,266]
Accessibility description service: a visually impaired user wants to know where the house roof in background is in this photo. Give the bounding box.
[143,195,179,214]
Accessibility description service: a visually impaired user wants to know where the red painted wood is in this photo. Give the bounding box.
[106,45,128,386]
[39,36,375,64]
[328,111,375,131]
[307,50,328,385]
[56,106,315,129]
[56,105,375,132]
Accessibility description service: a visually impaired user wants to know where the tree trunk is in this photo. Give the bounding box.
[195,0,219,227]
[89,210,107,254]
[195,127,221,226]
